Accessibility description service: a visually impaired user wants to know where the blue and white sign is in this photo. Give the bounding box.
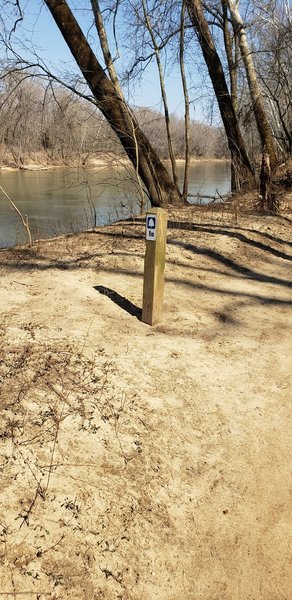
[146,214,157,241]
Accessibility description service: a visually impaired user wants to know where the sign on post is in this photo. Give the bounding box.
[146,214,157,241]
[142,208,167,326]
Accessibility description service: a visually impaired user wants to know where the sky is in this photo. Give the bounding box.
[2,0,212,122]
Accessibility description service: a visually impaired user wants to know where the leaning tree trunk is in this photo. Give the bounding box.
[91,0,146,212]
[186,0,255,192]
[227,0,277,168]
[227,0,278,210]
[44,0,182,207]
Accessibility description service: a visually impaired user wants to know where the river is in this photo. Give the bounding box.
[0,160,230,248]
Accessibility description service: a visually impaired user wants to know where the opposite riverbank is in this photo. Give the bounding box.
[0,154,229,172]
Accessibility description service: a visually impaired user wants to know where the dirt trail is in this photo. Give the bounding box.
[0,206,291,599]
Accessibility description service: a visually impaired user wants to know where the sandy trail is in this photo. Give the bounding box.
[0,207,291,599]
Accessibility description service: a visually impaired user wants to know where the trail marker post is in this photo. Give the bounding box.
[142,208,168,325]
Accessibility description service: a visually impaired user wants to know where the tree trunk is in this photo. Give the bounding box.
[227,0,278,170]
[90,0,124,100]
[227,0,278,210]
[222,0,238,115]
[222,0,239,192]
[180,0,191,201]
[44,0,182,207]
[141,0,179,189]
[90,0,146,212]
[186,0,255,192]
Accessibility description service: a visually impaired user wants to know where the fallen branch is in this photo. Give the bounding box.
[188,191,231,203]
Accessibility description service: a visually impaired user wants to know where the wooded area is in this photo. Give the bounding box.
[0,75,227,166]
[0,0,291,209]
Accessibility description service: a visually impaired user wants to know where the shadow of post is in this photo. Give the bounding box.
[94,285,142,320]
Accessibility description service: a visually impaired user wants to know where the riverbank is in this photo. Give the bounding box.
[0,204,291,599]
[0,160,232,248]
[0,154,229,172]
[0,164,56,172]
[0,156,113,172]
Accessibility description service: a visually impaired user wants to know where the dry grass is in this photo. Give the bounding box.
[0,326,147,598]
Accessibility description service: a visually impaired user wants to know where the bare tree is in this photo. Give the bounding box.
[2,0,288,212]
[179,0,191,200]
[227,0,281,209]
[227,0,278,168]
[140,0,179,188]
[42,0,182,207]
[186,0,254,191]
[90,0,146,211]
[254,1,292,158]
[221,0,239,116]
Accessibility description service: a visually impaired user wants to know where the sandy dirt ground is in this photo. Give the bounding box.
[0,204,291,599]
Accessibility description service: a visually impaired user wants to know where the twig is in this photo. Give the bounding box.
[0,593,51,596]
[19,484,44,528]
[40,533,65,555]
[12,281,31,286]
[43,386,68,495]
[0,185,32,245]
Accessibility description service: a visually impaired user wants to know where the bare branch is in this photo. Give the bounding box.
[0,185,32,245]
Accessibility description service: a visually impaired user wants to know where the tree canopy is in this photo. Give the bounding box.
[0,0,291,209]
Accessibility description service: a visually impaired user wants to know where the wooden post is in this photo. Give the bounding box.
[142,208,168,325]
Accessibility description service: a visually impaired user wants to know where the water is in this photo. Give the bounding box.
[0,161,230,248]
